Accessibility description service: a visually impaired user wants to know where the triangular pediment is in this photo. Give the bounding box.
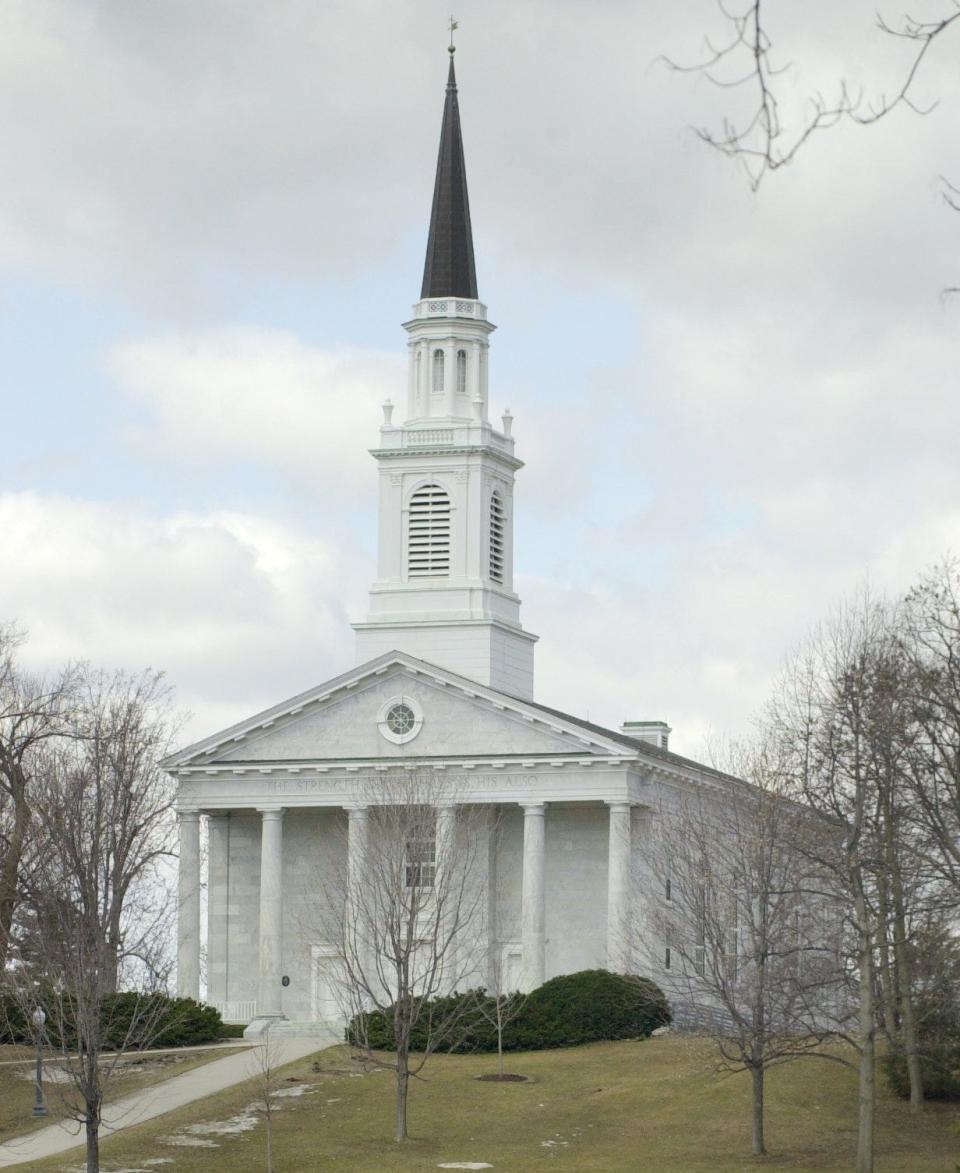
[163,652,632,770]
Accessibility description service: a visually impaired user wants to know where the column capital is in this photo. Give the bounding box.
[606,800,634,813]
[177,808,201,823]
[344,803,369,815]
[257,807,286,821]
[521,802,545,816]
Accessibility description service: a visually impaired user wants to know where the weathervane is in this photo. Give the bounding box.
[449,15,458,53]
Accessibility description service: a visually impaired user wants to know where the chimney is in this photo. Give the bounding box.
[620,720,671,751]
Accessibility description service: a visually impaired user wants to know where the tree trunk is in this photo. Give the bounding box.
[266,1111,273,1173]
[0,784,28,972]
[395,1051,409,1141]
[855,909,875,1173]
[750,1064,766,1156]
[890,875,923,1112]
[874,874,897,1039]
[85,1113,100,1173]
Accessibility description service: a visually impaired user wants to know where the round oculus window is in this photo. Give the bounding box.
[386,703,416,736]
[377,695,424,745]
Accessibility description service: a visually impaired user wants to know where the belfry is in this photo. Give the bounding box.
[165,45,720,1038]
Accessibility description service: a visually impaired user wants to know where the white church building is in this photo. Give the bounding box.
[165,49,731,1035]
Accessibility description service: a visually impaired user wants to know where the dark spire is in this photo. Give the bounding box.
[420,49,478,300]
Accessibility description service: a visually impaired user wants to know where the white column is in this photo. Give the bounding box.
[445,341,457,416]
[436,803,458,990]
[346,805,370,991]
[207,814,230,1007]
[257,808,286,1019]
[520,803,546,992]
[176,810,201,1000]
[607,802,633,973]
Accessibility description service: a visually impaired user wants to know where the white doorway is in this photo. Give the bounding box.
[311,945,347,1024]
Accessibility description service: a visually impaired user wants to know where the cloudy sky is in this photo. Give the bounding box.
[2,0,958,754]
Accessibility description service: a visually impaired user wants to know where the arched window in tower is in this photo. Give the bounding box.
[432,348,445,393]
[456,349,467,395]
[408,484,451,578]
[489,491,506,584]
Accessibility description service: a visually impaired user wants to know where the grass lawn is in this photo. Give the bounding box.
[11,1035,959,1172]
[0,1043,246,1142]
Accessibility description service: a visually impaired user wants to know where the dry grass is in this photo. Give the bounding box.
[11,1035,960,1172]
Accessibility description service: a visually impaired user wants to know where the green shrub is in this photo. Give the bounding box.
[0,991,222,1050]
[507,970,670,1050]
[883,999,960,1101]
[348,969,670,1054]
[219,1021,248,1039]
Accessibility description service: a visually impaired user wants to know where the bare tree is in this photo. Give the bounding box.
[315,774,489,1142]
[648,736,843,1156]
[68,668,180,991]
[900,557,960,892]
[0,624,77,973]
[14,725,176,1173]
[248,1032,284,1173]
[666,1,960,191]
[768,591,923,1172]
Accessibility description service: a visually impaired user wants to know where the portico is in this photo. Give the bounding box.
[176,760,642,1027]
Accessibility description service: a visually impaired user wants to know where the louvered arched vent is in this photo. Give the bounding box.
[456,349,467,395]
[408,484,451,578]
[489,491,505,583]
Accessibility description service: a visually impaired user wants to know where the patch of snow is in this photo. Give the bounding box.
[272,1084,313,1098]
[184,1108,260,1136]
[159,1136,219,1148]
[143,1161,175,1167]
[437,1164,493,1170]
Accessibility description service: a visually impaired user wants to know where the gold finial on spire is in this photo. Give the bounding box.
[448,15,458,53]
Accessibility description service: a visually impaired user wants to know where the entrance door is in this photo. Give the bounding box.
[311,946,346,1024]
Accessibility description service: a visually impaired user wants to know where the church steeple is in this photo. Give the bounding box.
[353,39,537,699]
[420,50,478,300]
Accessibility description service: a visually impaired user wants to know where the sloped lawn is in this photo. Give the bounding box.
[13,1036,960,1171]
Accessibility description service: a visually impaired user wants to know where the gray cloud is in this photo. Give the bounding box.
[3,0,959,754]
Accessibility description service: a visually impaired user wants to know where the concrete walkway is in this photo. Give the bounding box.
[0,1034,332,1167]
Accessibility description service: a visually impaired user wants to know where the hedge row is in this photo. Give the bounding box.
[348,969,670,1054]
[0,992,223,1050]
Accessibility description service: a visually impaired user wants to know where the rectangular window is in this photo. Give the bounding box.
[405,833,436,888]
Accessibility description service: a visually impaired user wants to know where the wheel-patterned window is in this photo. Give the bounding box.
[408,484,451,578]
[432,348,445,393]
[386,703,416,736]
[489,491,505,583]
[456,349,467,395]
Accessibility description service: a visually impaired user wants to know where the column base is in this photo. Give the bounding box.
[243,1014,287,1039]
